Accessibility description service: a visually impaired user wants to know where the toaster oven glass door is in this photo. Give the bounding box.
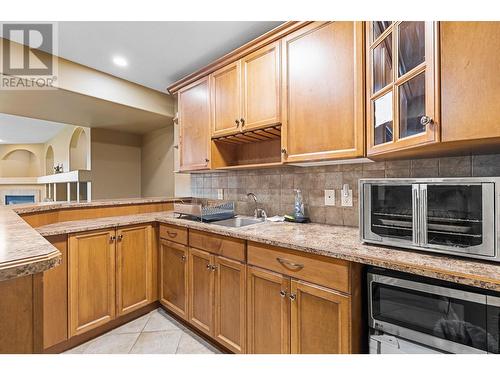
[421,183,495,257]
[363,184,418,246]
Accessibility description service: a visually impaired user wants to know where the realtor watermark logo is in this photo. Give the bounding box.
[1,22,58,90]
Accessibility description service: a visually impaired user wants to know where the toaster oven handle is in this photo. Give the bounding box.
[412,185,420,245]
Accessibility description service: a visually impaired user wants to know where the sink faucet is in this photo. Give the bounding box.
[246,192,267,220]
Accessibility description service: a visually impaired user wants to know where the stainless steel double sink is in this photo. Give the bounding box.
[211,216,265,228]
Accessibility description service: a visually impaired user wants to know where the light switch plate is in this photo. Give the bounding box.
[217,189,224,200]
[324,190,335,206]
[341,189,353,207]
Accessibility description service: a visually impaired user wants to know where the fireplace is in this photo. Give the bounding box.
[5,195,36,205]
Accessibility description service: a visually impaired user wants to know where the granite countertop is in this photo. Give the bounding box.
[35,211,500,292]
[13,197,189,214]
[0,206,61,281]
[0,197,185,281]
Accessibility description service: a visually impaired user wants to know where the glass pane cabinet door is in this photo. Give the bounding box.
[372,34,393,93]
[367,184,414,243]
[399,73,426,138]
[372,21,392,41]
[398,21,425,76]
[424,184,495,256]
[374,92,393,145]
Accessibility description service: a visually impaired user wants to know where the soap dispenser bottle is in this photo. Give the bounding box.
[294,189,305,219]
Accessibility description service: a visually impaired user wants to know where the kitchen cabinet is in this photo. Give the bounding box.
[68,229,116,336]
[440,22,500,143]
[116,225,154,316]
[188,248,214,335]
[247,266,290,354]
[68,224,154,337]
[178,76,211,171]
[210,61,241,137]
[280,21,364,163]
[210,42,281,138]
[290,279,350,354]
[160,239,189,320]
[366,21,439,156]
[213,256,246,353]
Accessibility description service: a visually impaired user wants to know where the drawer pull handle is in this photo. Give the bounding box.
[289,293,297,301]
[166,231,178,238]
[279,290,287,298]
[181,255,186,262]
[276,257,304,271]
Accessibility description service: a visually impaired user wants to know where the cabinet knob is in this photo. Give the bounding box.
[289,293,297,301]
[205,158,210,163]
[235,119,240,128]
[281,148,287,155]
[110,235,116,243]
[420,116,433,126]
[117,234,123,241]
[181,255,186,262]
[279,290,287,298]
[240,118,245,127]
[211,265,218,272]
[206,264,211,270]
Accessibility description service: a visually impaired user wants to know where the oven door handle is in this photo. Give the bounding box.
[412,185,420,245]
[419,184,428,246]
[368,273,487,304]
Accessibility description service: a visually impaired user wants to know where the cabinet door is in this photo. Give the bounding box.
[290,279,350,354]
[188,248,214,335]
[367,21,439,156]
[160,239,188,320]
[68,229,116,337]
[281,22,364,163]
[210,61,241,137]
[214,256,246,353]
[179,76,211,171]
[241,41,281,131]
[247,266,290,354]
[116,225,153,316]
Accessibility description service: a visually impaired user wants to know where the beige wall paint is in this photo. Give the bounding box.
[141,126,175,197]
[44,126,91,174]
[0,144,44,177]
[91,128,142,199]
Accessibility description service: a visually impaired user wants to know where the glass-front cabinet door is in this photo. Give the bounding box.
[366,22,439,156]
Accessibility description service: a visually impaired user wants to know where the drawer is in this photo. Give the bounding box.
[189,229,245,262]
[247,242,351,294]
[159,224,188,245]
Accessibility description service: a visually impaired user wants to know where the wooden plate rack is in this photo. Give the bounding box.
[213,125,281,144]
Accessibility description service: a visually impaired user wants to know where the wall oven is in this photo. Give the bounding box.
[360,177,500,262]
[368,267,500,354]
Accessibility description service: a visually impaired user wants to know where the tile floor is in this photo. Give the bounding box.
[64,308,221,354]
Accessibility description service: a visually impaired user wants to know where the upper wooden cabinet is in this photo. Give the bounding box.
[178,76,211,171]
[366,21,439,156]
[440,22,500,143]
[281,22,365,163]
[211,62,241,137]
[210,42,281,138]
[68,229,116,337]
[116,225,154,316]
[240,41,281,131]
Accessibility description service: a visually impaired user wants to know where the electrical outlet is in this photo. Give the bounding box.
[217,189,224,200]
[341,188,353,207]
[324,190,335,206]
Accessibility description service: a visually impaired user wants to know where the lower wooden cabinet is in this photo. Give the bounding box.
[68,229,116,337]
[160,239,189,319]
[213,256,246,354]
[68,225,154,338]
[247,266,355,354]
[188,248,214,335]
[247,266,290,354]
[116,225,154,316]
[290,279,350,354]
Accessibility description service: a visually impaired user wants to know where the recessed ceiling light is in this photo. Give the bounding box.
[112,56,128,67]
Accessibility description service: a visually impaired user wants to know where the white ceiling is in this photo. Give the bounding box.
[40,22,283,92]
[0,113,67,144]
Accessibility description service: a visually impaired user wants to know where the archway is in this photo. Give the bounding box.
[69,127,88,171]
[45,146,54,175]
[0,149,39,177]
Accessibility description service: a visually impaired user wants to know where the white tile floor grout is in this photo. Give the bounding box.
[64,308,221,354]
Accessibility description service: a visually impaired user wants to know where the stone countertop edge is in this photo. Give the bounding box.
[0,197,185,282]
[34,210,500,292]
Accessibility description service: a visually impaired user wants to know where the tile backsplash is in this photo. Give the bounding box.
[190,154,500,227]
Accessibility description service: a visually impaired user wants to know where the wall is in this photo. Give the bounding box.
[141,127,175,197]
[190,154,500,227]
[91,128,142,199]
[0,144,44,177]
[44,126,91,174]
